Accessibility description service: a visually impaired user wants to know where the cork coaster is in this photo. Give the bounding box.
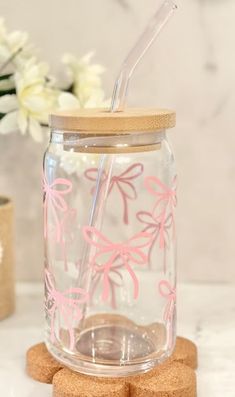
[26,343,63,383]
[172,337,198,370]
[128,361,196,397]
[52,361,196,397]
[53,368,129,397]
[26,336,197,395]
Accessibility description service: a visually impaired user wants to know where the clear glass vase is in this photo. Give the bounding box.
[43,108,177,377]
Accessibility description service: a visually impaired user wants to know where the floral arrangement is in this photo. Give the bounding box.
[0,18,107,142]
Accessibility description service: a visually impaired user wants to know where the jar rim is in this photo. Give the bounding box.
[49,107,176,134]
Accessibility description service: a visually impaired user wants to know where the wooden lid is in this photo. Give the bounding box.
[49,108,176,134]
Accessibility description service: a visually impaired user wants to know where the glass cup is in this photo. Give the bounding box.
[43,108,177,377]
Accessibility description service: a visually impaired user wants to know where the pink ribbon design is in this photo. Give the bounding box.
[137,211,173,270]
[144,176,177,249]
[136,211,160,266]
[85,163,144,225]
[90,259,123,309]
[43,172,73,243]
[158,279,176,347]
[158,280,176,322]
[83,226,152,301]
[44,268,89,350]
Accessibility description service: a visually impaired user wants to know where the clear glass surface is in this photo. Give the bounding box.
[43,129,177,376]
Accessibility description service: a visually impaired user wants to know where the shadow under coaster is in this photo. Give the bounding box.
[26,335,198,397]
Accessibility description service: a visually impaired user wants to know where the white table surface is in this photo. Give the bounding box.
[0,283,234,397]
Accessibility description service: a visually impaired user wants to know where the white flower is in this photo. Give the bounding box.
[0,18,30,69]
[62,52,108,108]
[0,58,58,141]
[57,53,109,174]
[0,21,109,146]
[58,92,80,110]
[0,240,3,265]
[58,91,111,111]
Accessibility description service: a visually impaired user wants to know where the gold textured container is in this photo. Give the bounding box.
[0,196,15,320]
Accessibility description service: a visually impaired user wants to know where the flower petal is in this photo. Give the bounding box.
[0,111,18,134]
[85,90,106,108]
[58,92,80,110]
[81,52,95,63]
[17,110,28,134]
[8,30,28,52]
[62,53,76,65]
[22,94,50,113]
[0,95,18,113]
[0,76,15,92]
[29,117,43,142]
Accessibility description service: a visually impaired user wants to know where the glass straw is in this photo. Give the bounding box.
[77,0,177,323]
[111,0,177,112]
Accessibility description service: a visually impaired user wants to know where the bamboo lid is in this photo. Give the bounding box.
[49,108,176,134]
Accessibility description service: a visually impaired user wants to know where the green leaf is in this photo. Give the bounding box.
[0,73,13,81]
[0,88,16,97]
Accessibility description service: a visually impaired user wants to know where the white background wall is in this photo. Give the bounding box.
[1,0,235,282]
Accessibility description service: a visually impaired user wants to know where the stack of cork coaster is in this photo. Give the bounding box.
[26,336,198,397]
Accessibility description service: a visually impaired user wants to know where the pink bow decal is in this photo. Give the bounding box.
[83,226,152,301]
[85,163,144,224]
[137,211,160,267]
[144,176,177,249]
[158,280,176,323]
[44,268,89,350]
[137,211,173,270]
[90,259,123,309]
[43,172,73,243]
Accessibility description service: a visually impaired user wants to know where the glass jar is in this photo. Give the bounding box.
[43,108,177,377]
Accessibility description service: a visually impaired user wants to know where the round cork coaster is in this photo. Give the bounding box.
[52,361,196,397]
[172,337,198,370]
[26,343,63,383]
